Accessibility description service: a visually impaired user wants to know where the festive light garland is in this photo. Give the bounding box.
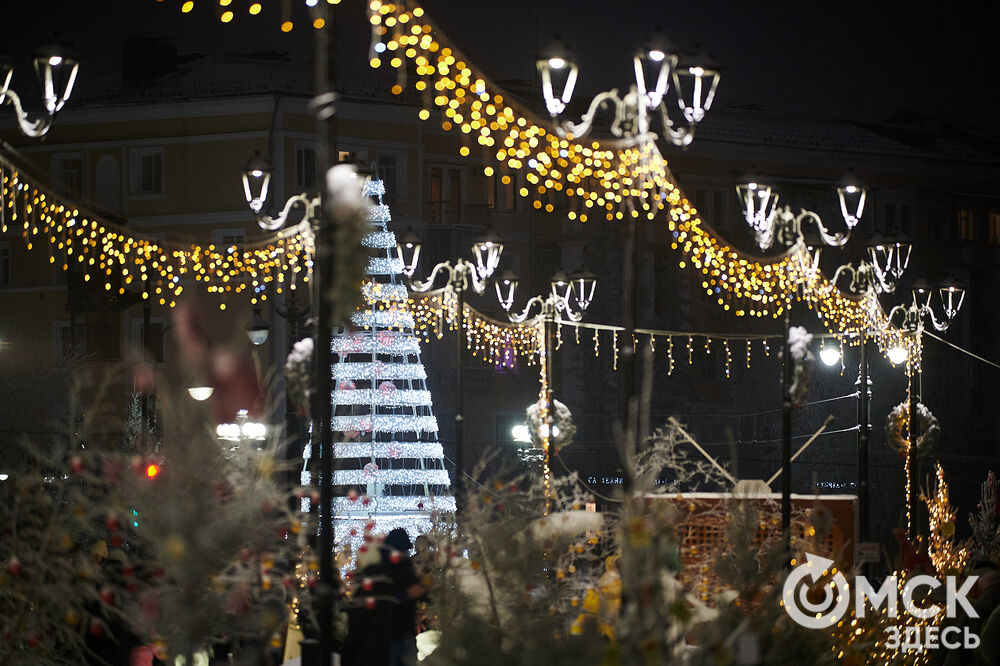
[0,152,314,309]
[334,441,444,459]
[409,290,917,379]
[331,414,439,433]
[331,330,421,355]
[332,495,455,514]
[332,468,450,486]
[168,0,345,33]
[332,389,432,406]
[332,362,427,380]
[365,1,915,357]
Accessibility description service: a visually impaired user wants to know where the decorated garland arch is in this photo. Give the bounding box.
[363,1,917,360]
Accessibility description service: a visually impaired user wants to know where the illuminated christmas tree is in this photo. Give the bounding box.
[302,178,454,555]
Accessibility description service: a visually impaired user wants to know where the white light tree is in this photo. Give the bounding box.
[303,179,455,554]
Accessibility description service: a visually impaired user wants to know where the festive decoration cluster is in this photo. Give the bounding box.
[364,0,917,360]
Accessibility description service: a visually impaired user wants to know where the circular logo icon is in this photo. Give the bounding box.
[782,552,850,630]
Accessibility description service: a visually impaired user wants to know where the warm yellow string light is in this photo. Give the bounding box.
[0,156,314,308]
[923,463,969,575]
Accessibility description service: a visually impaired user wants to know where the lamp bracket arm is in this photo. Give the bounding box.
[409,260,455,294]
[561,89,623,139]
[1,89,53,138]
[258,192,318,232]
[506,294,547,324]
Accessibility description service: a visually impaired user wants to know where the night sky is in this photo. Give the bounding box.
[3,1,999,133]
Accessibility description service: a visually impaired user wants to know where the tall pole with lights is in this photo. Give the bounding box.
[397,228,503,498]
[889,276,966,537]
[496,267,596,511]
[737,171,866,555]
[535,29,720,467]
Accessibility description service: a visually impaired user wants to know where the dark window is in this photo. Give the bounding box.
[63,311,121,360]
[143,321,165,363]
[377,155,397,199]
[130,149,163,195]
[428,167,463,224]
[296,146,316,191]
[958,210,975,241]
[989,213,1000,244]
[55,154,85,197]
[430,167,443,223]
[0,244,10,289]
[449,170,461,221]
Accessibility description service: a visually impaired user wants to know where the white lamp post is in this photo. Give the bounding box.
[397,228,504,494]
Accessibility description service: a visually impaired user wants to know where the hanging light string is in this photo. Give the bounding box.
[0,151,315,309]
[408,291,913,375]
[365,1,914,358]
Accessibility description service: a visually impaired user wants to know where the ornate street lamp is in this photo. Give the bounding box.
[536,29,719,147]
[499,268,596,512]
[397,228,504,494]
[241,151,322,232]
[1,42,79,138]
[886,274,966,538]
[245,306,272,346]
[736,170,862,559]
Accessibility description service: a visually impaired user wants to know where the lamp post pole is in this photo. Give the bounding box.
[907,353,919,539]
[455,286,465,492]
[311,3,336,662]
[780,305,792,557]
[857,335,870,546]
[496,268,597,512]
[620,217,638,462]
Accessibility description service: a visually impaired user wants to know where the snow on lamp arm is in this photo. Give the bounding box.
[1,42,78,138]
[536,28,719,148]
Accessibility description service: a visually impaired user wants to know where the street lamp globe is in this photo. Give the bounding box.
[187,386,214,401]
[634,27,676,108]
[736,173,779,240]
[495,269,519,311]
[570,267,598,311]
[33,41,79,115]
[536,37,578,116]
[395,228,422,278]
[241,152,272,214]
[887,345,908,365]
[471,229,503,280]
[550,271,572,303]
[245,306,271,346]
[819,346,841,367]
[670,46,721,126]
[836,170,867,229]
[939,278,966,321]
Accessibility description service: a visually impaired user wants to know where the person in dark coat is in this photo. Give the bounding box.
[341,528,425,666]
